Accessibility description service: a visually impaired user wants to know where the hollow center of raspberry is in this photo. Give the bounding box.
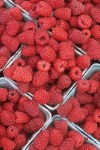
[40,36,45,42]
[10,93,14,96]
[42,63,46,68]
[17,62,22,66]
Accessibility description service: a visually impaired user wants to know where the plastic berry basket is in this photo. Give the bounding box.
[27,115,100,150]
[0,77,52,150]
[62,63,100,147]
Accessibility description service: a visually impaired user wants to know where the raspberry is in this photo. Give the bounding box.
[93,0,100,3]
[18,30,35,45]
[0,56,7,69]
[21,1,33,11]
[0,46,11,59]
[90,7,100,23]
[68,107,85,123]
[50,68,60,80]
[59,42,74,60]
[6,20,20,36]
[68,130,84,148]
[15,111,30,124]
[17,82,29,93]
[0,0,4,8]
[10,7,22,21]
[57,75,71,89]
[1,137,16,150]
[80,144,97,150]
[88,80,99,94]
[37,60,51,72]
[46,145,59,150]
[69,97,80,108]
[84,3,94,14]
[91,25,100,39]
[76,79,90,94]
[18,96,28,111]
[13,66,32,83]
[1,33,19,52]
[87,38,100,60]
[59,138,75,150]
[2,102,14,112]
[48,91,63,105]
[47,0,65,9]
[93,109,100,123]
[34,89,50,104]
[34,130,49,150]
[69,66,82,81]
[14,133,27,149]
[35,28,49,46]
[82,29,91,40]
[54,58,66,73]
[54,120,68,137]
[13,58,26,68]
[38,17,57,30]
[54,8,71,21]
[36,1,52,17]
[0,10,13,25]
[32,71,49,87]
[83,121,97,134]
[7,125,19,139]
[93,128,100,140]
[84,104,95,115]
[15,124,23,132]
[29,144,37,150]
[21,45,36,57]
[0,125,6,138]
[8,89,20,103]
[52,27,68,42]
[66,58,76,69]
[23,21,36,31]
[70,0,85,15]
[76,93,93,105]
[76,55,90,70]
[56,20,70,31]
[26,55,40,69]
[77,15,92,29]
[3,66,15,80]
[40,46,56,62]
[69,16,78,28]
[24,101,39,117]
[49,129,63,146]
[0,110,15,126]
[0,88,8,102]
[57,101,72,117]
[68,29,89,44]
[49,38,58,51]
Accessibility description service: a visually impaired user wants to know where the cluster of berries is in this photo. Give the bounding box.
[29,120,97,150]
[57,71,100,141]
[12,0,100,60]
[0,87,45,150]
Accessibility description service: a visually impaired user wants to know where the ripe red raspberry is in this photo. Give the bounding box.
[84,104,95,115]
[68,130,84,148]
[49,38,58,51]
[17,82,29,93]
[21,1,33,11]
[21,45,36,57]
[46,145,59,150]
[47,0,65,9]
[57,75,71,89]
[34,130,49,150]
[93,109,100,123]
[8,89,20,103]
[14,133,27,149]
[68,29,89,44]
[57,101,72,118]
[59,138,75,150]
[66,58,76,69]
[13,66,32,83]
[0,10,13,25]
[76,93,93,105]
[88,80,99,94]
[80,144,97,150]
[18,30,35,45]
[36,1,52,17]
[56,20,70,31]
[82,30,91,41]
[6,20,20,36]
[68,107,85,123]
[24,100,39,117]
[1,34,19,52]
[69,16,78,28]
[15,124,23,132]
[76,55,90,70]
[0,46,11,59]
[93,127,100,141]
[1,137,16,150]
[15,111,30,124]
[49,129,63,146]
[54,120,68,137]
[83,121,97,134]
[90,7,100,23]
[70,0,85,15]
[91,25,100,39]
[0,88,8,102]
[13,58,26,68]
[0,0,4,8]
[0,110,15,126]
[48,91,63,105]
[7,125,19,139]
[38,17,57,30]
[2,102,14,112]
[54,58,66,73]
[68,97,80,108]
[0,56,7,69]
[93,0,100,3]
[37,60,51,72]
[77,14,92,29]
[40,46,56,62]
[18,96,28,111]
[23,21,36,31]
[35,28,49,46]
[76,79,90,94]
[54,8,71,21]
[34,89,50,104]
[32,71,49,87]
[10,7,22,21]
[3,66,15,80]
[0,125,6,138]
[69,66,82,81]
[52,27,68,42]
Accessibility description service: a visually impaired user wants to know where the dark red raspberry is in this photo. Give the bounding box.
[69,66,82,81]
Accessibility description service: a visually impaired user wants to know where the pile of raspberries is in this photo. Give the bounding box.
[57,71,100,141]
[29,120,97,150]
[0,88,45,150]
